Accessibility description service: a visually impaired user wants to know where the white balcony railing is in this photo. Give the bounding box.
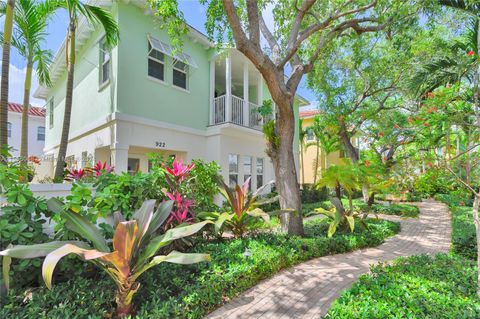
[212,94,264,130]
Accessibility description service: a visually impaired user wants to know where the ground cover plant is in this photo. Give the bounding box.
[323,254,480,319]
[0,217,399,318]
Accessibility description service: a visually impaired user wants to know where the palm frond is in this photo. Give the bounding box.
[81,4,119,48]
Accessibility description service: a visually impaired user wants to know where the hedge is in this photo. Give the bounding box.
[324,254,480,319]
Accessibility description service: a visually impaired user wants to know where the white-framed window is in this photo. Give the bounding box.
[49,98,54,128]
[7,122,11,138]
[256,158,264,188]
[37,126,45,141]
[99,36,111,86]
[228,154,239,187]
[172,59,188,90]
[148,42,165,82]
[243,156,252,185]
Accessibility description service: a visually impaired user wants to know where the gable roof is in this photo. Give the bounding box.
[299,109,321,119]
[8,102,46,117]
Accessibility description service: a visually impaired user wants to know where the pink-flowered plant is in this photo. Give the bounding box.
[65,168,87,181]
[93,161,114,176]
[164,159,195,183]
[165,191,194,225]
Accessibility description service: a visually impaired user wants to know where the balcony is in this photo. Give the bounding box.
[213,94,263,130]
[209,50,267,131]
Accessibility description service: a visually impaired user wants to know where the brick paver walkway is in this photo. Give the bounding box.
[206,199,451,319]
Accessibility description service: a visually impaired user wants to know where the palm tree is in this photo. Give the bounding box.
[298,118,307,187]
[307,115,340,184]
[3,0,55,159]
[53,0,119,180]
[0,0,16,154]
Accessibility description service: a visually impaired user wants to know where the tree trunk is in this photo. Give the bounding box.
[54,23,76,180]
[335,182,342,199]
[313,140,320,185]
[300,143,305,187]
[20,60,33,159]
[472,194,480,297]
[270,98,304,236]
[0,0,15,157]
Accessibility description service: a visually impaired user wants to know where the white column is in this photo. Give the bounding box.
[243,62,249,127]
[257,73,264,121]
[225,53,232,123]
[110,143,129,173]
[209,58,215,125]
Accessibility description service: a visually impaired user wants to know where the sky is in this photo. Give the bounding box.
[7,1,317,108]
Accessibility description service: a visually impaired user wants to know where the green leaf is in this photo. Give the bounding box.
[133,250,210,280]
[146,200,174,237]
[327,222,337,238]
[346,215,355,232]
[42,244,111,290]
[62,210,110,252]
[214,212,232,233]
[2,244,12,292]
[0,241,89,259]
[137,221,211,268]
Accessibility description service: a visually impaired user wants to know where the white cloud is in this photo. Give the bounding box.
[6,63,44,107]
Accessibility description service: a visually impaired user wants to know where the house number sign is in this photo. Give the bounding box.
[155,141,166,148]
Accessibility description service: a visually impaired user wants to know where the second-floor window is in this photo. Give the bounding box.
[99,37,110,86]
[7,122,11,138]
[306,129,315,141]
[49,98,54,128]
[173,59,188,90]
[148,42,165,81]
[37,126,45,141]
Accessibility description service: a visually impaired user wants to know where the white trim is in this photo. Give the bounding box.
[146,75,168,86]
[172,59,189,90]
[148,35,198,68]
[225,54,232,122]
[171,84,190,94]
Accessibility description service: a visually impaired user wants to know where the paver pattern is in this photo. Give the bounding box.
[206,199,451,319]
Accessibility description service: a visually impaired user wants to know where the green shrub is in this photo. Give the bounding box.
[0,218,399,318]
[435,194,476,260]
[414,168,458,197]
[324,254,480,319]
[301,186,329,203]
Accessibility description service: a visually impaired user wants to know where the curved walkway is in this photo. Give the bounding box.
[206,199,451,319]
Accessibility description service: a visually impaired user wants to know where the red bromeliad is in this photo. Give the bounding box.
[93,161,114,176]
[165,191,194,226]
[164,159,195,183]
[65,168,87,181]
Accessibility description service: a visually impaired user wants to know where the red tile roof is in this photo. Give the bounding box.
[8,102,45,117]
[299,109,321,118]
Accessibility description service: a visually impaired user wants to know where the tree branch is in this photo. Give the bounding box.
[246,0,260,47]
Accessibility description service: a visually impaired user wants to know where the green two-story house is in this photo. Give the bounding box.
[34,0,308,189]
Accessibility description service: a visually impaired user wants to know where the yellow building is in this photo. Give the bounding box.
[299,110,357,186]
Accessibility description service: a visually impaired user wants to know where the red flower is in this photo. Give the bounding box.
[459,201,465,206]
[364,160,371,167]
[427,161,433,167]
[423,122,429,127]
[28,155,41,164]
[468,50,475,56]
[379,132,385,137]
[394,124,400,129]
[164,159,195,183]
[93,161,114,176]
[426,92,435,98]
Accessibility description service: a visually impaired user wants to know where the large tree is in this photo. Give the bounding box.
[53,0,119,180]
[150,0,415,235]
[0,0,16,154]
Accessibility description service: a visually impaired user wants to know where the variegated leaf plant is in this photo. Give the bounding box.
[0,199,211,318]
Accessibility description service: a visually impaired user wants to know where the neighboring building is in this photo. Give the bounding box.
[34,0,309,189]
[299,109,359,185]
[7,102,46,158]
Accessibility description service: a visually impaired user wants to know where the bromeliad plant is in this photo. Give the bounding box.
[0,199,211,318]
[198,177,275,238]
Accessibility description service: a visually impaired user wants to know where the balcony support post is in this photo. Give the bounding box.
[243,62,249,127]
[209,58,215,125]
[225,52,232,123]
